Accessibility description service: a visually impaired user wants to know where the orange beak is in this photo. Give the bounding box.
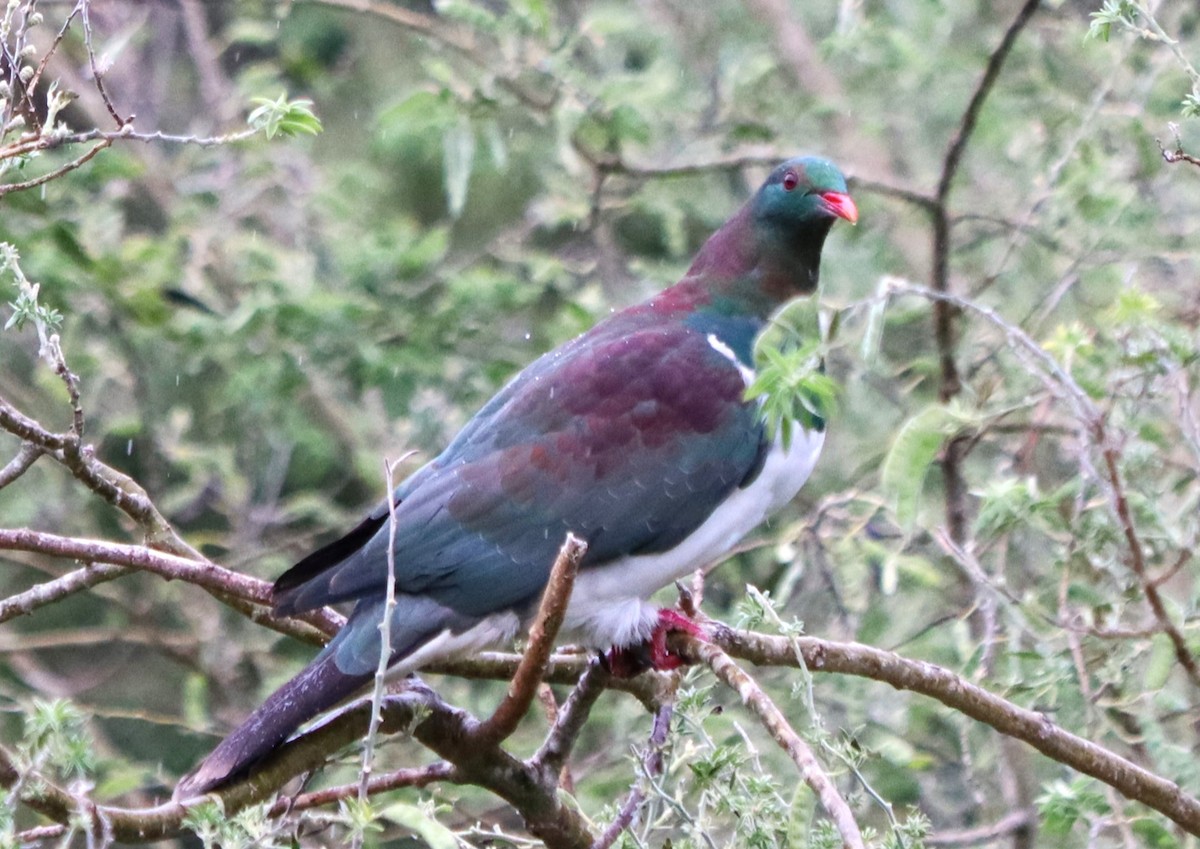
[820,191,858,225]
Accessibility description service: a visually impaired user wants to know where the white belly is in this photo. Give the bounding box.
[563,425,824,648]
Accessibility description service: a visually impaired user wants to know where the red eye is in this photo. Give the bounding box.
[782,171,799,191]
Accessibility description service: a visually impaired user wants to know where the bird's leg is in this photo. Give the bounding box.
[603,608,707,678]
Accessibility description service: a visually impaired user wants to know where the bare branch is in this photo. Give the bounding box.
[0,527,341,641]
[695,626,1200,835]
[926,808,1037,847]
[931,0,1042,543]
[592,700,675,849]
[936,0,1042,203]
[478,533,586,744]
[358,457,406,802]
[299,0,557,111]
[79,0,127,128]
[0,442,41,489]
[532,658,611,776]
[695,638,865,849]
[0,561,131,624]
[0,139,113,197]
[275,762,455,815]
[0,395,197,555]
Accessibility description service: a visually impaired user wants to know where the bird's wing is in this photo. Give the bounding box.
[272,320,767,618]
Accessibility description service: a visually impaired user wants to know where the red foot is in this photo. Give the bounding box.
[650,608,705,670]
[603,609,707,678]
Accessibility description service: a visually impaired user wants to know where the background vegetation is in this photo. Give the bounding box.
[2,1,1200,847]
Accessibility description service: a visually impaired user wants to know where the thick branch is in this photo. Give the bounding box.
[532,658,611,775]
[10,625,1200,840]
[693,627,1200,835]
[478,534,586,743]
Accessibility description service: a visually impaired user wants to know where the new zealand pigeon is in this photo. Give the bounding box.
[175,156,857,798]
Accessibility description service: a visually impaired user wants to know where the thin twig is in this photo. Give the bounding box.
[592,700,675,849]
[930,0,1042,543]
[276,762,455,815]
[0,442,41,489]
[357,457,406,805]
[0,125,258,160]
[22,2,83,113]
[0,394,198,555]
[695,638,864,848]
[79,0,126,128]
[299,0,556,111]
[0,138,113,197]
[926,808,1037,846]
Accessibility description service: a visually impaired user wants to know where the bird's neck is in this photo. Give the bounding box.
[648,205,832,323]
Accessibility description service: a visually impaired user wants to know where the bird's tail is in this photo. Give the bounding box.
[173,645,370,799]
[174,594,461,799]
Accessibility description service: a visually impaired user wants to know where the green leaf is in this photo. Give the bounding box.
[881,402,977,532]
[378,89,456,136]
[1144,632,1175,691]
[381,802,459,849]
[248,93,323,139]
[860,293,886,365]
[442,115,476,219]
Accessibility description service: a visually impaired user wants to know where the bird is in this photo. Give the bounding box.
[175,156,857,798]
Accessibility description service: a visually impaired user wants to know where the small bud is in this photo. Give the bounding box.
[19,43,36,59]
[29,12,43,26]
[19,64,34,83]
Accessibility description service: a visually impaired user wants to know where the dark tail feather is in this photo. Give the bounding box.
[174,649,370,799]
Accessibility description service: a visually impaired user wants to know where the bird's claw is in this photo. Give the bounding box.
[602,608,707,678]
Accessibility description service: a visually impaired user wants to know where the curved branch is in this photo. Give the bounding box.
[697,626,1200,835]
[0,396,197,556]
[0,442,42,489]
[930,0,1043,540]
[0,528,340,641]
[9,624,1200,841]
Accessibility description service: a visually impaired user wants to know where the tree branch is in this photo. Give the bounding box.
[478,534,586,743]
[0,442,42,489]
[931,0,1042,544]
[0,395,198,556]
[693,626,1200,835]
[695,638,864,849]
[531,658,611,776]
[592,700,675,849]
[0,527,340,641]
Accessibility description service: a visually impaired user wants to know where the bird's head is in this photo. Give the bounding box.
[747,156,857,296]
[671,156,857,317]
[754,156,857,239]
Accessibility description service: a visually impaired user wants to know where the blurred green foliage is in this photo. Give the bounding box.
[2,1,1200,846]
